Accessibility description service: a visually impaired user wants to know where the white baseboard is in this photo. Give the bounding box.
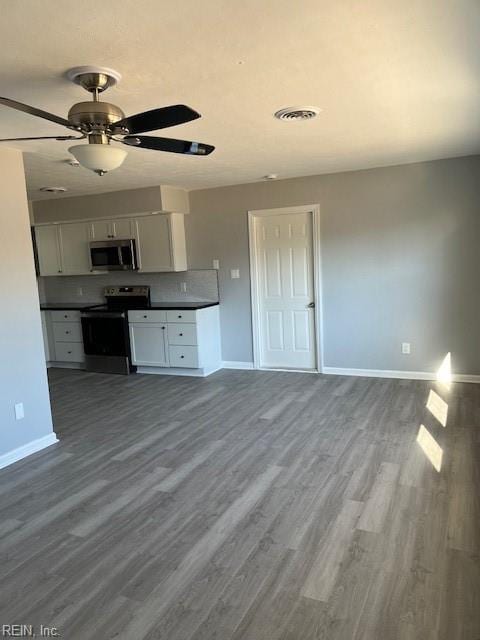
[47,362,85,370]
[136,365,222,378]
[221,361,255,370]
[322,367,480,383]
[0,433,59,471]
[449,373,480,384]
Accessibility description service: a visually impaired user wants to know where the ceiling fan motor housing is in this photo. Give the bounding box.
[68,101,125,131]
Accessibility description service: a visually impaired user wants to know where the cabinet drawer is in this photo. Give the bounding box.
[168,345,199,368]
[128,310,167,323]
[54,342,85,362]
[167,323,197,346]
[166,309,197,324]
[52,322,83,343]
[50,310,81,323]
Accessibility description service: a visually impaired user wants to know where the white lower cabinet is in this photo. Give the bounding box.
[43,310,85,366]
[168,345,199,368]
[167,323,197,346]
[128,305,221,377]
[54,342,85,363]
[129,324,169,367]
[52,321,83,343]
[41,311,50,361]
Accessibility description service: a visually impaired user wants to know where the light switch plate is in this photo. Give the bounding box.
[14,402,24,420]
[213,259,220,270]
[231,269,240,279]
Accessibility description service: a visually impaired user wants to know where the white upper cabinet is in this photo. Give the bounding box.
[59,222,91,275]
[111,218,135,239]
[35,212,187,276]
[36,222,91,276]
[90,220,112,240]
[35,225,63,275]
[90,218,135,240]
[135,213,187,272]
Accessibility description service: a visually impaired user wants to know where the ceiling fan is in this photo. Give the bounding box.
[0,66,214,175]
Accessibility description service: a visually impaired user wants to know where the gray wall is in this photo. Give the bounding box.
[33,185,190,223]
[39,270,219,305]
[0,148,54,458]
[187,155,480,374]
[33,186,163,223]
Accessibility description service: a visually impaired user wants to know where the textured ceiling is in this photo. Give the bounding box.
[1,0,479,200]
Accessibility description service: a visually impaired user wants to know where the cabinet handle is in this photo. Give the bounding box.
[58,270,62,273]
[143,315,148,318]
[67,351,72,354]
[64,315,68,319]
[179,333,183,336]
[178,315,182,318]
[180,355,185,359]
[161,326,165,330]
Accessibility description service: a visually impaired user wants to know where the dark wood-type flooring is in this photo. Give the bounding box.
[0,368,479,639]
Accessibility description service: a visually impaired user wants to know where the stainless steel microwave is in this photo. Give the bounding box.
[89,239,138,271]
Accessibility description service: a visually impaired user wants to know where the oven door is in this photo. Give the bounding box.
[81,312,133,374]
[89,239,137,271]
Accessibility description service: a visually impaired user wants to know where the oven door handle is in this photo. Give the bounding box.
[81,312,126,319]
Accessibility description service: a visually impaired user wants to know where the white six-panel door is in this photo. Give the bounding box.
[253,210,316,370]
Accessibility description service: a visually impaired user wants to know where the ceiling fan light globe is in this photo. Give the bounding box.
[68,144,127,174]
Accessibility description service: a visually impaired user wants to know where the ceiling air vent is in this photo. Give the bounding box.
[274,106,321,121]
[39,186,67,193]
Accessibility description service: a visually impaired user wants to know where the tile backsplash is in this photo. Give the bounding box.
[39,270,219,304]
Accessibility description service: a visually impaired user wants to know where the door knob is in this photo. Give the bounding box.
[307,301,315,309]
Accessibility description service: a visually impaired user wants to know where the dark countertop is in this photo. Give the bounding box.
[40,301,219,311]
[134,301,219,310]
[40,302,102,310]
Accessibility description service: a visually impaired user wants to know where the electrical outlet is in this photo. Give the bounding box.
[180,282,187,293]
[402,342,411,355]
[14,402,24,420]
[212,259,220,270]
[231,269,240,279]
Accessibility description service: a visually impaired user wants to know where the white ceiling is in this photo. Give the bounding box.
[1,0,479,200]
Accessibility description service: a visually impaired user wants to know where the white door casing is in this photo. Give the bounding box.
[249,206,322,371]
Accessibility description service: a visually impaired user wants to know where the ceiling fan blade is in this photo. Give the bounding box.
[0,97,71,128]
[0,135,82,142]
[114,105,200,135]
[123,135,214,155]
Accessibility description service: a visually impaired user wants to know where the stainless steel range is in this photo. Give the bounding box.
[81,286,150,375]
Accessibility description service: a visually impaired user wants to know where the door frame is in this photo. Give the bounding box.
[248,204,323,373]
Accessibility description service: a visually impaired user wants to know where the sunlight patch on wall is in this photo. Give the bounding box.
[417,424,443,472]
[436,352,452,389]
[426,389,448,427]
